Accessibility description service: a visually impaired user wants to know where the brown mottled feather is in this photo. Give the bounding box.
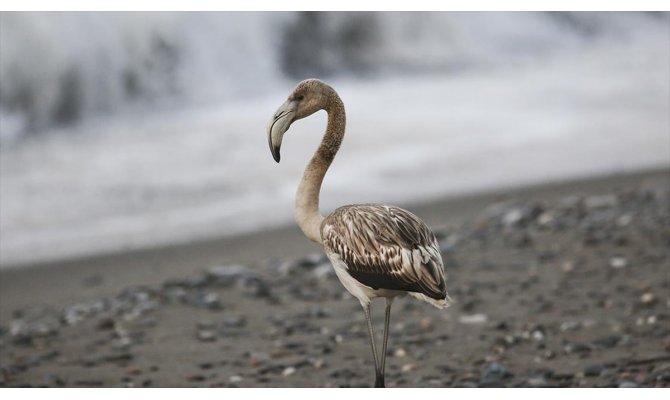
[321,204,448,300]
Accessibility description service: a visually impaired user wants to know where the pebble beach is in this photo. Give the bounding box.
[1,168,668,388]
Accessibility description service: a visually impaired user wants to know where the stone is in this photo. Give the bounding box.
[206,265,253,286]
[439,233,460,253]
[312,263,335,280]
[196,330,216,342]
[105,352,133,363]
[560,321,581,331]
[395,348,407,357]
[527,376,548,387]
[459,314,488,325]
[242,277,273,298]
[222,316,247,329]
[480,362,511,387]
[584,364,605,377]
[564,342,592,354]
[585,194,617,209]
[185,374,206,382]
[561,261,575,273]
[401,363,416,373]
[592,335,622,349]
[197,321,216,330]
[609,257,628,269]
[502,208,525,227]
[537,212,555,227]
[616,214,633,227]
[191,292,223,310]
[639,292,656,305]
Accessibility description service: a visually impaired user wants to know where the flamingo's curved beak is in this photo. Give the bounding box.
[267,100,297,163]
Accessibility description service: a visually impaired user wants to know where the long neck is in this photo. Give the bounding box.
[295,93,345,243]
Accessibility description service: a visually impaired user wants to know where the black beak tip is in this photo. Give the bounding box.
[272,146,281,163]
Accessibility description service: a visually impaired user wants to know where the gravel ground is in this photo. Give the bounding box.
[1,170,668,387]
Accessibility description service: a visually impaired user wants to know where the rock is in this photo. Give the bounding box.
[560,321,581,331]
[536,212,555,227]
[564,342,592,354]
[197,320,216,330]
[198,362,214,370]
[10,309,60,345]
[616,214,633,227]
[45,373,66,386]
[329,368,359,379]
[459,314,488,325]
[509,231,533,248]
[242,276,273,298]
[247,351,270,367]
[419,317,433,330]
[493,321,509,331]
[618,381,639,388]
[609,257,628,269]
[581,318,596,329]
[126,367,142,375]
[561,261,575,273]
[460,299,477,312]
[222,316,247,329]
[584,364,605,377]
[592,335,622,349]
[527,376,548,387]
[639,292,656,306]
[531,329,545,342]
[585,194,617,209]
[162,277,205,290]
[312,263,335,280]
[553,372,575,381]
[439,233,460,253]
[97,317,116,330]
[74,380,104,386]
[480,362,512,387]
[282,366,296,376]
[401,363,416,373]
[191,292,223,310]
[196,330,216,342]
[502,208,525,227]
[229,375,243,383]
[205,265,254,287]
[278,253,326,275]
[185,374,206,382]
[105,352,133,363]
[538,250,558,262]
[113,325,133,349]
[300,305,330,319]
[299,253,327,267]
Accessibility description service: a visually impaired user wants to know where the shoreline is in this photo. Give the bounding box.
[1,167,667,313]
[0,166,668,387]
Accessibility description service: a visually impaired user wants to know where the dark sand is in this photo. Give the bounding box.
[1,168,668,387]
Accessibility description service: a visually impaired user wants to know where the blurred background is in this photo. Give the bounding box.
[1,12,669,267]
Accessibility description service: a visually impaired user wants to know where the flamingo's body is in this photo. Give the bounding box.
[267,79,451,387]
